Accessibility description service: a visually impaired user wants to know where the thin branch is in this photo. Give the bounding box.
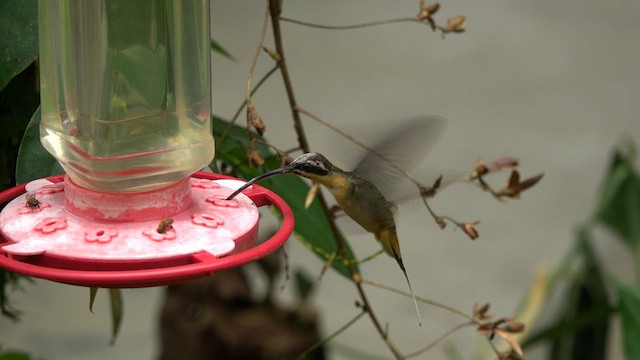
[245,3,270,107]
[268,1,404,358]
[296,310,367,360]
[217,64,279,148]
[281,16,421,30]
[296,106,423,187]
[361,278,478,323]
[405,321,473,358]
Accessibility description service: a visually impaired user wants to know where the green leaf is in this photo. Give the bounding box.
[89,287,98,313]
[0,0,38,92]
[211,39,236,61]
[0,269,22,321]
[15,107,63,184]
[109,288,124,345]
[595,142,640,249]
[612,278,640,360]
[294,268,315,303]
[0,350,31,360]
[0,61,39,190]
[546,229,611,360]
[212,115,357,278]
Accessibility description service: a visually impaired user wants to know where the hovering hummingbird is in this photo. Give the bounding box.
[226,117,444,326]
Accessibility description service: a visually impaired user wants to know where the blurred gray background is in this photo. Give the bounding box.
[2,0,640,359]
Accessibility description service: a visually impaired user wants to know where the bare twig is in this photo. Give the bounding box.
[295,310,367,360]
[281,16,420,30]
[217,64,279,148]
[296,106,423,187]
[405,321,473,358]
[246,3,270,108]
[268,1,404,358]
[361,279,478,323]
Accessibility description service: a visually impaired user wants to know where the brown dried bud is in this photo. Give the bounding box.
[473,303,492,319]
[435,216,446,229]
[247,150,264,168]
[463,221,480,240]
[444,15,466,33]
[420,184,435,198]
[471,159,489,178]
[247,104,266,135]
[424,2,440,15]
[495,171,544,198]
[262,47,282,62]
[504,320,525,333]
[417,1,440,20]
[247,139,264,168]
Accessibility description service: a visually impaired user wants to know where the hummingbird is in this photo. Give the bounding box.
[226,152,424,325]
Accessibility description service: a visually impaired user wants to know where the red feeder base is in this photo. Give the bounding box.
[0,172,294,288]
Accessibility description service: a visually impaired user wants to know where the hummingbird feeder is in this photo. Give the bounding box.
[0,0,293,288]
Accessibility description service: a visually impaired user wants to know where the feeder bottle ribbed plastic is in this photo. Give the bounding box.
[39,0,215,192]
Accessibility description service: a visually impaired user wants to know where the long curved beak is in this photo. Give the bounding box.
[226,166,294,200]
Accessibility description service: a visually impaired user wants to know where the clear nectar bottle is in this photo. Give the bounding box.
[39,0,214,193]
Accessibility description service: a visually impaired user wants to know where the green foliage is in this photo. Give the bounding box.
[15,108,64,184]
[547,230,611,360]
[613,278,640,360]
[211,39,236,61]
[0,0,38,92]
[0,270,23,321]
[521,140,640,360]
[595,141,640,250]
[0,64,40,190]
[294,269,315,303]
[108,289,123,345]
[0,350,32,360]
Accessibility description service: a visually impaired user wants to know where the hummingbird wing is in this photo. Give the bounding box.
[353,116,445,202]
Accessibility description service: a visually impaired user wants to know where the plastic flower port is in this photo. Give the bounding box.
[85,229,118,243]
[143,228,177,242]
[36,183,64,195]
[206,196,239,208]
[191,178,220,189]
[191,213,224,228]
[35,217,67,234]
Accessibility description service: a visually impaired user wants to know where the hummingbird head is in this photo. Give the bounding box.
[287,152,333,178]
[225,152,339,200]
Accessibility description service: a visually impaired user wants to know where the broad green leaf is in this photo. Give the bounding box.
[109,288,124,345]
[0,61,39,190]
[0,0,38,92]
[595,143,640,249]
[211,39,236,61]
[0,269,22,321]
[15,107,63,184]
[0,351,31,360]
[89,287,98,313]
[612,278,640,360]
[213,115,357,278]
[547,229,611,360]
[294,268,315,303]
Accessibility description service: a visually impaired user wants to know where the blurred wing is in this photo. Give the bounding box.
[354,116,446,201]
